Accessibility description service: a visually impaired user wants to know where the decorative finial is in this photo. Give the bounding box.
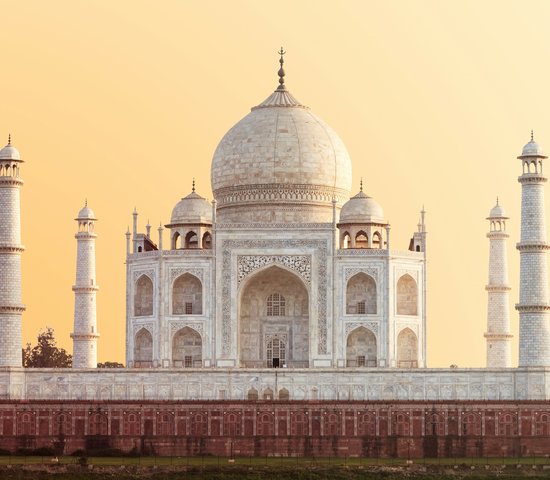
[360,177,363,192]
[7,134,11,146]
[85,198,88,208]
[192,178,196,193]
[277,47,286,90]
[531,130,534,142]
[496,196,499,206]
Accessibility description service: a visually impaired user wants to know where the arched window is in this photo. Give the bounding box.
[346,273,377,315]
[358,413,376,436]
[498,413,517,436]
[172,232,181,249]
[266,293,286,316]
[202,232,212,249]
[172,327,202,368]
[291,413,308,436]
[355,231,368,249]
[185,231,198,248]
[462,413,481,436]
[535,413,550,436]
[397,328,418,368]
[157,412,175,436]
[266,337,286,368]
[257,413,274,434]
[247,388,258,400]
[191,414,207,436]
[324,413,340,435]
[425,413,445,436]
[394,413,409,436]
[342,232,351,249]
[396,274,418,315]
[134,275,153,316]
[89,413,108,435]
[262,388,274,401]
[134,328,153,367]
[279,388,290,400]
[346,327,377,367]
[172,273,202,315]
[224,413,241,436]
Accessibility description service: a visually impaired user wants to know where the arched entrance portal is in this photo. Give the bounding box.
[239,265,309,368]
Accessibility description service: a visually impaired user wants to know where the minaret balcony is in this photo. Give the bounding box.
[516,242,550,251]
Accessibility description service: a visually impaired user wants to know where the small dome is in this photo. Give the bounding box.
[521,139,544,157]
[77,205,96,220]
[339,190,386,224]
[170,191,212,225]
[488,201,507,219]
[0,142,21,161]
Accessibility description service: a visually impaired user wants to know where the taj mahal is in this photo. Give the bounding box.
[0,52,549,404]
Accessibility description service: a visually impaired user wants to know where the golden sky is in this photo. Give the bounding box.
[2,0,550,367]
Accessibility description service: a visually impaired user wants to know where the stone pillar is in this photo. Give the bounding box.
[71,202,100,368]
[485,200,512,367]
[517,135,550,367]
[0,138,25,367]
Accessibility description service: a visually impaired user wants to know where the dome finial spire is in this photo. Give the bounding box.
[360,177,363,192]
[7,134,11,146]
[531,129,534,142]
[192,177,196,193]
[277,47,286,91]
[496,196,499,206]
[85,198,88,208]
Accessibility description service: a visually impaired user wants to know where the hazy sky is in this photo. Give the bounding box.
[2,0,550,366]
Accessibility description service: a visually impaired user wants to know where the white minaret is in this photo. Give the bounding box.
[517,133,550,367]
[0,136,25,367]
[71,201,99,368]
[484,199,512,367]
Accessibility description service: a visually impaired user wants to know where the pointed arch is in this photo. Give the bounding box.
[346,272,377,314]
[134,328,153,367]
[134,274,153,316]
[239,265,309,368]
[202,231,212,249]
[172,326,202,367]
[372,231,382,248]
[355,231,368,249]
[396,274,418,315]
[279,388,290,400]
[397,327,418,368]
[247,388,258,400]
[346,326,377,367]
[185,231,198,248]
[172,273,202,315]
[342,231,351,249]
[172,231,181,249]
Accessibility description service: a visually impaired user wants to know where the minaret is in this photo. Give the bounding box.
[485,199,512,367]
[71,201,99,368]
[517,133,550,367]
[0,136,25,367]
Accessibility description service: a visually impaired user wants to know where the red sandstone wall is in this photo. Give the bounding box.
[1,400,549,458]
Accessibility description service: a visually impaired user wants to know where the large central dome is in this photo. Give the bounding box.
[211,56,352,224]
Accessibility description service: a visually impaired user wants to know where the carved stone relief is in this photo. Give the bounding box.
[345,322,379,337]
[238,255,311,285]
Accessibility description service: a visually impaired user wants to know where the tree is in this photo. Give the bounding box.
[97,362,124,368]
[22,327,72,368]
